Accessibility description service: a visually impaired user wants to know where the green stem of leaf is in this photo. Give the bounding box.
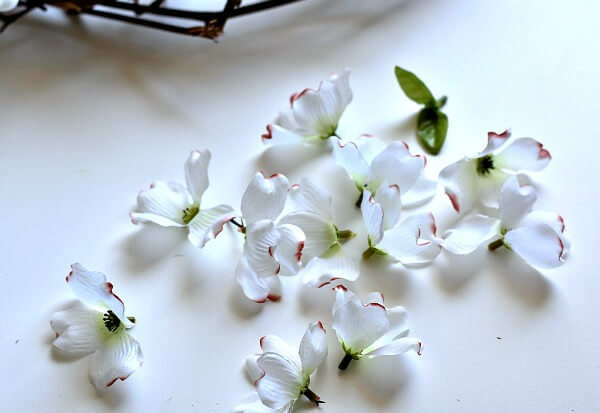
[362,247,375,260]
[338,353,353,370]
[488,239,504,251]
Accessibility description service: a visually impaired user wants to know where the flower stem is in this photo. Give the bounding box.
[488,239,504,251]
[303,388,325,406]
[362,247,375,260]
[336,229,355,242]
[355,191,364,208]
[338,353,353,370]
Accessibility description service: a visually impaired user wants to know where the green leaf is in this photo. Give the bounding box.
[417,108,448,155]
[395,66,435,105]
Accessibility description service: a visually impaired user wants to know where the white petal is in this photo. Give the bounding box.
[301,245,360,287]
[184,149,211,203]
[504,224,567,268]
[131,181,192,226]
[364,306,409,353]
[187,204,235,248]
[235,256,282,303]
[355,135,386,165]
[67,263,131,328]
[369,141,425,194]
[259,335,302,368]
[289,177,332,219]
[366,337,422,358]
[377,213,442,265]
[298,321,328,376]
[261,124,304,146]
[241,172,289,225]
[332,140,370,189]
[373,182,402,230]
[256,353,303,409]
[331,286,388,355]
[362,292,385,306]
[479,169,512,208]
[360,189,384,244]
[440,215,500,255]
[438,159,478,213]
[245,354,264,384]
[279,212,337,260]
[233,393,289,413]
[245,220,281,276]
[499,176,537,229]
[401,174,438,208]
[495,137,551,172]
[479,129,512,156]
[519,211,571,255]
[273,224,305,276]
[50,306,103,355]
[89,332,143,391]
[0,0,18,12]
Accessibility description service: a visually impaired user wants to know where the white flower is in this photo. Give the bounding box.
[440,176,570,269]
[50,263,143,391]
[235,172,305,303]
[279,177,359,288]
[261,70,352,145]
[331,286,422,370]
[360,185,441,264]
[333,136,437,207]
[0,0,18,12]
[130,149,234,248]
[439,129,551,213]
[240,321,328,412]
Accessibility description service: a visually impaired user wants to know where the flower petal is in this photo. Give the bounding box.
[0,0,18,12]
[235,256,282,303]
[369,141,425,195]
[499,176,537,229]
[66,263,131,328]
[233,393,291,413]
[187,204,234,248]
[479,129,512,156]
[279,212,336,260]
[376,213,442,265]
[131,181,192,226]
[289,177,332,220]
[360,189,384,244]
[245,220,281,276]
[261,124,304,146]
[365,306,410,353]
[519,211,571,255]
[495,137,551,172]
[504,224,567,268]
[256,353,303,409]
[273,224,305,276]
[184,149,211,203]
[89,332,143,391]
[401,174,438,208]
[479,169,512,208]
[245,354,264,384]
[373,182,402,230]
[366,337,422,358]
[241,172,289,225]
[332,286,389,355]
[50,306,103,355]
[332,140,370,189]
[301,245,360,288]
[259,335,302,368]
[440,215,500,255]
[298,321,328,376]
[438,159,478,213]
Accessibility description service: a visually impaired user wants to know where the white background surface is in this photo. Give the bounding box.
[1,0,599,411]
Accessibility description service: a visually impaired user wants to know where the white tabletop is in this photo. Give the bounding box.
[1,0,599,411]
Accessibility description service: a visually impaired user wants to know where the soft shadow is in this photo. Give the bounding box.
[378,111,419,143]
[297,282,337,319]
[255,143,327,176]
[357,258,413,303]
[96,384,129,409]
[227,282,264,320]
[433,247,487,294]
[120,225,187,273]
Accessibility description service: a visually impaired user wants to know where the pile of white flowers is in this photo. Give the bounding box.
[50,70,569,411]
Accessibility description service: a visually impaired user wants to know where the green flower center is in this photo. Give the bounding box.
[182,204,199,224]
[476,155,495,176]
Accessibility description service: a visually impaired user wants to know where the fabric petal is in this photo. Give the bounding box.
[245,354,264,384]
[401,174,438,208]
[360,189,384,244]
[273,224,305,276]
[89,332,143,391]
[289,177,332,219]
[279,212,337,260]
[365,306,410,353]
[478,129,512,156]
[259,336,302,369]
[369,141,425,195]
[479,169,512,208]
[519,211,571,255]
[495,137,551,172]
[184,149,211,203]
[332,140,370,189]
[50,306,103,355]
[131,181,192,226]
[233,393,291,413]
[261,124,304,146]
[241,172,289,225]
[256,353,303,409]
[187,204,234,248]
[438,159,478,213]
[331,286,388,355]
[235,256,282,303]
[440,215,500,255]
[245,220,281,276]
[498,176,537,229]
[66,263,131,328]
[301,245,360,287]
[366,337,422,358]
[298,321,328,376]
[373,182,402,231]
[504,224,567,268]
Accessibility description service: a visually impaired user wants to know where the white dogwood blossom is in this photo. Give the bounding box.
[261,70,352,146]
[332,286,422,370]
[280,177,359,288]
[238,322,328,412]
[50,264,143,391]
[131,149,234,248]
[439,130,551,213]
